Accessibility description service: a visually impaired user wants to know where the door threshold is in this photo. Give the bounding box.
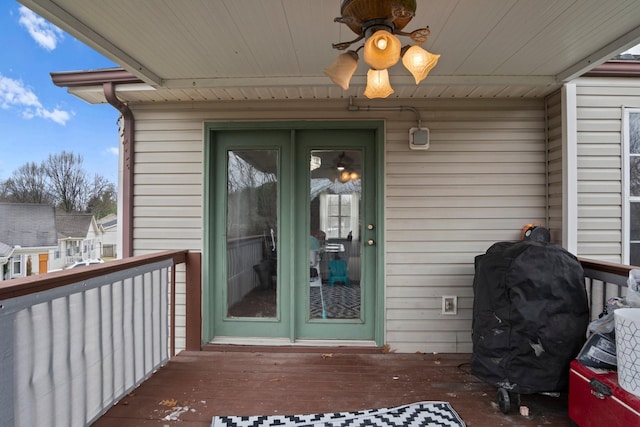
[206,337,380,353]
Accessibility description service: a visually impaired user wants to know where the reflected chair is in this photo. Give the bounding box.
[328,258,350,286]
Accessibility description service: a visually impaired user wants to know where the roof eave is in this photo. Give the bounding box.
[51,68,143,88]
[583,60,640,77]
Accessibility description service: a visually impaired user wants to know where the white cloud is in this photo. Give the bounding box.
[107,147,119,156]
[34,107,72,125]
[0,74,73,125]
[18,6,63,51]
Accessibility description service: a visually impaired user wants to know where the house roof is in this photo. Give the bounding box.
[97,214,117,229]
[0,241,13,258]
[22,0,640,101]
[101,219,117,229]
[0,203,58,248]
[56,213,96,240]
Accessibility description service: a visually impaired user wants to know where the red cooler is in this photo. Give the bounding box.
[569,359,640,426]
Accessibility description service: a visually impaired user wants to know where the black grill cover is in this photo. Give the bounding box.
[470,240,589,394]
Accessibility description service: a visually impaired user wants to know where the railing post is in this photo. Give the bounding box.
[185,251,202,351]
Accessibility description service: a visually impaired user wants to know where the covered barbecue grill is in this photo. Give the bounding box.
[471,240,590,413]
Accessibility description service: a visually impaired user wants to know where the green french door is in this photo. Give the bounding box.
[206,123,382,343]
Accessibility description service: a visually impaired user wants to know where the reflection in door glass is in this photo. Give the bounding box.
[226,150,278,318]
[309,150,362,320]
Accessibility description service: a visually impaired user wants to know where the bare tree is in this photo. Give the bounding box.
[3,151,116,216]
[2,162,52,204]
[43,151,88,213]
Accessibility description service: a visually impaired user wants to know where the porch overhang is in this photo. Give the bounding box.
[21,0,640,101]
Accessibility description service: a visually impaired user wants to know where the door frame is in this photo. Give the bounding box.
[203,120,385,346]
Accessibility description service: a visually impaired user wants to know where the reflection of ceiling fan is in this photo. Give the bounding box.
[335,152,360,182]
[336,151,353,171]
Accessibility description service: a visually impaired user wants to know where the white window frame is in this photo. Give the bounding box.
[319,193,360,240]
[622,107,640,265]
[11,255,22,277]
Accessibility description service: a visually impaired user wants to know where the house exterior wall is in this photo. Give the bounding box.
[49,247,66,271]
[573,77,640,264]
[129,98,547,353]
[5,248,52,278]
[546,89,564,245]
[84,222,102,260]
[101,225,118,257]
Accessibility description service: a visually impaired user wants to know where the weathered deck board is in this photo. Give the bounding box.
[93,349,569,427]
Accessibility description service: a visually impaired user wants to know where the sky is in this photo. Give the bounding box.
[0,1,119,184]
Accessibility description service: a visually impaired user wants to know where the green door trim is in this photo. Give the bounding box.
[203,120,385,346]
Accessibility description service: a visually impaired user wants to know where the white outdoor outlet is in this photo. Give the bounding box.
[442,296,457,315]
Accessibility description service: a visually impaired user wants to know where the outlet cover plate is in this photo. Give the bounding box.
[442,296,457,315]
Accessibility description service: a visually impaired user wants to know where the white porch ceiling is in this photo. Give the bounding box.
[19,0,640,102]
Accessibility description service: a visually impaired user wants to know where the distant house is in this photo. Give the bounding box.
[97,214,118,259]
[51,213,103,270]
[0,203,58,280]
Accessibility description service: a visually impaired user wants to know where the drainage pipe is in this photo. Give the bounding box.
[103,82,134,258]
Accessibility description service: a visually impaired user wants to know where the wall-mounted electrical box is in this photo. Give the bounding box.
[409,127,430,150]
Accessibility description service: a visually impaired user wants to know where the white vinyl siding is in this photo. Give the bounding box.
[573,77,640,263]
[546,90,564,244]
[130,98,547,353]
[385,99,546,353]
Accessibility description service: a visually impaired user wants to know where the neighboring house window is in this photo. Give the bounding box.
[625,109,640,265]
[11,255,22,277]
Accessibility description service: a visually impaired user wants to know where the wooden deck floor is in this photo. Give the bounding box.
[93,347,570,427]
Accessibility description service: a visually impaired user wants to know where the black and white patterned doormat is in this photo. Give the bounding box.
[211,401,466,427]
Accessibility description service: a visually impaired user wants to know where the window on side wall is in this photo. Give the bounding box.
[625,108,640,265]
[11,255,22,277]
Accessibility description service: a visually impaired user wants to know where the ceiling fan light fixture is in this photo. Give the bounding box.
[327,0,440,94]
[364,30,401,70]
[402,45,440,84]
[364,68,394,99]
[324,50,359,90]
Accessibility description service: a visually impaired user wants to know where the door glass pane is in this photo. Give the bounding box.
[226,149,278,318]
[309,150,361,320]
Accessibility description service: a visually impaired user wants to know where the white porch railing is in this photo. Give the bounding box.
[0,251,196,427]
[226,235,265,307]
[0,249,634,426]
